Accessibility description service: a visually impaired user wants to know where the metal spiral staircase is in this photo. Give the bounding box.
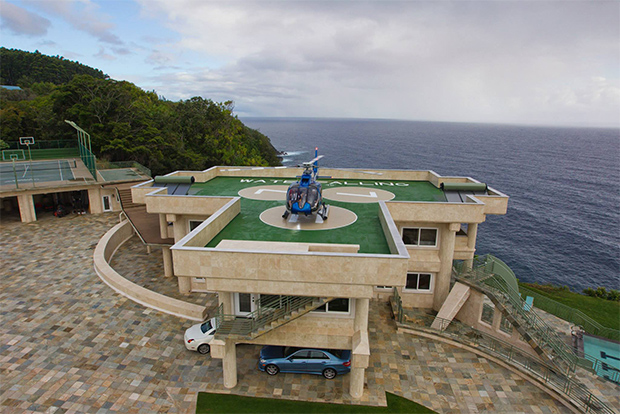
[214,296,333,341]
[454,256,579,375]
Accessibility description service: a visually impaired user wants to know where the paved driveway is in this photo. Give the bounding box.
[1,213,574,413]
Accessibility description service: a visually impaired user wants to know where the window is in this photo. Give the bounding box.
[310,350,329,359]
[404,273,432,291]
[480,296,495,325]
[500,315,513,334]
[200,320,212,333]
[402,228,438,247]
[102,195,112,212]
[189,220,203,232]
[375,286,393,290]
[313,298,350,314]
[291,350,311,359]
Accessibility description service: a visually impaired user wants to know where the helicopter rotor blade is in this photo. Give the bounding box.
[305,155,324,165]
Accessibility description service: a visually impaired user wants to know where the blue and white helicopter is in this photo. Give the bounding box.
[282,149,330,220]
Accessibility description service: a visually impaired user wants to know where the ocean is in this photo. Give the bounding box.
[242,117,620,292]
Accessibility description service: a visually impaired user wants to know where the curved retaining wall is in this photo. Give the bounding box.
[94,219,207,321]
[399,327,581,414]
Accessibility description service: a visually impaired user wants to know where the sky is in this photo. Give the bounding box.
[1,0,619,127]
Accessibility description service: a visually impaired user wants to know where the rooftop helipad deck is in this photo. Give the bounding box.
[187,177,446,254]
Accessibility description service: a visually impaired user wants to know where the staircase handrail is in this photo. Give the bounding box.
[214,295,330,338]
[469,273,579,373]
[391,289,615,414]
[519,285,620,342]
[455,259,579,374]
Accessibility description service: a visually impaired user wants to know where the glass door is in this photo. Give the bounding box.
[234,293,256,317]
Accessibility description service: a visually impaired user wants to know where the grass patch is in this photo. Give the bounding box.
[520,283,620,330]
[196,391,436,413]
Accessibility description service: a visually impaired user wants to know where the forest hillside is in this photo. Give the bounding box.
[0,48,281,175]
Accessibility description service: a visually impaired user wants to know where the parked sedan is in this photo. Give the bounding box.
[258,346,351,379]
[184,318,217,354]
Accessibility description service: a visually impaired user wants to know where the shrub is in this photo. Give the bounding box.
[607,289,620,302]
[583,287,596,297]
[595,287,608,299]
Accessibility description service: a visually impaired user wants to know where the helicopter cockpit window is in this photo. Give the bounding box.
[297,187,308,209]
[307,185,319,208]
[287,186,300,208]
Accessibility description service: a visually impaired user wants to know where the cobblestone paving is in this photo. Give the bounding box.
[1,213,616,413]
[109,237,215,307]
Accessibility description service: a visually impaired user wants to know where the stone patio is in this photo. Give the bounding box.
[1,213,617,413]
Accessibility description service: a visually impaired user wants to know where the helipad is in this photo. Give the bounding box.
[260,205,358,230]
[188,176,447,254]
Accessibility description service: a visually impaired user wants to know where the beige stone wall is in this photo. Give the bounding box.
[454,235,475,260]
[88,187,103,214]
[388,201,486,224]
[173,248,407,298]
[146,195,231,216]
[400,288,435,308]
[455,289,538,358]
[180,198,241,247]
[131,182,161,204]
[93,220,207,321]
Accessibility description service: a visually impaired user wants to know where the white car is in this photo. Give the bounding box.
[184,318,217,354]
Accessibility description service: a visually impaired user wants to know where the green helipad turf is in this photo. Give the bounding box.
[189,177,446,254]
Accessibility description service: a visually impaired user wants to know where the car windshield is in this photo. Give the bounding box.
[200,320,212,334]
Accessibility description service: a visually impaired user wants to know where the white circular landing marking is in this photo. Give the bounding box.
[322,187,395,203]
[238,185,289,200]
[259,206,357,231]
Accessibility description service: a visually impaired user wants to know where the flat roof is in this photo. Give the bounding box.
[187,176,446,254]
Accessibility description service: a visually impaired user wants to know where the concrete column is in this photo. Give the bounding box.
[492,306,502,331]
[218,292,233,315]
[222,340,237,389]
[159,214,168,240]
[146,245,152,254]
[463,223,479,270]
[17,194,36,223]
[173,216,187,243]
[350,330,369,399]
[162,247,173,277]
[467,223,478,250]
[349,366,365,399]
[87,187,103,214]
[178,276,191,294]
[433,223,460,312]
[354,298,369,332]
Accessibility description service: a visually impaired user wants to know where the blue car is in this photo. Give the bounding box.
[258,346,351,379]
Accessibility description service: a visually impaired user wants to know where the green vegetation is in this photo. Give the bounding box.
[582,286,620,302]
[0,48,280,176]
[195,392,436,413]
[520,282,620,329]
[0,47,107,86]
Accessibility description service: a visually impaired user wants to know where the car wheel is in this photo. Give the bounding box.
[197,344,210,354]
[265,364,280,376]
[322,368,337,379]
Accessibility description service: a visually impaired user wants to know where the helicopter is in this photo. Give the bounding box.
[282,148,329,220]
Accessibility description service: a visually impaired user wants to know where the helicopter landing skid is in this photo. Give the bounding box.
[319,204,330,220]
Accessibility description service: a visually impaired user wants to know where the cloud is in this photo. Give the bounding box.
[24,0,122,44]
[94,47,116,61]
[0,1,51,36]
[136,0,620,126]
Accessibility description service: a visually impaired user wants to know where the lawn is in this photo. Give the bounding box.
[196,391,436,413]
[520,283,620,330]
